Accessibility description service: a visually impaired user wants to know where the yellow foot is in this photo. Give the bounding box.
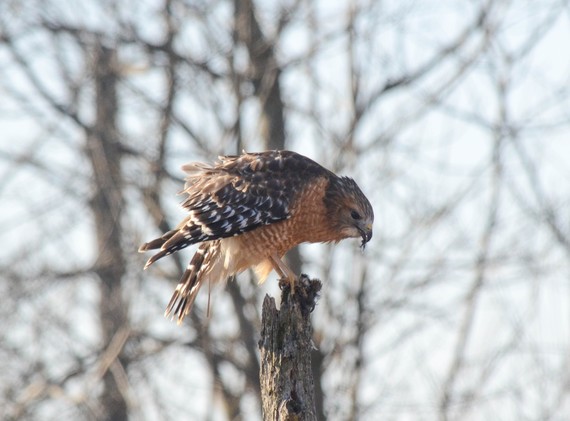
[278,274,322,312]
[278,275,297,294]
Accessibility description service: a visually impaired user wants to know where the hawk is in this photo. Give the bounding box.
[139,150,373,323]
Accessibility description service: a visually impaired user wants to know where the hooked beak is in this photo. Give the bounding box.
[359,224,373,249]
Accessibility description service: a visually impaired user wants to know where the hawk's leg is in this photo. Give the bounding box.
[269,254,297,293]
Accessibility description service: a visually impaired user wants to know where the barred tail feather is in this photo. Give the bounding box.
[139,229,179,269]
[139,224,203,270]
[138,229,178,252]
[165,241,220,324]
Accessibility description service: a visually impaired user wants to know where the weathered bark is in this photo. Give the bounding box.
[259,276,322,421]
[87,43,129,421]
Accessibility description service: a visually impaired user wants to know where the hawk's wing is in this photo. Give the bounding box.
[140,150,329,268]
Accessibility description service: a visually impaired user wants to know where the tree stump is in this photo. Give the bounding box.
[259,275,322,421]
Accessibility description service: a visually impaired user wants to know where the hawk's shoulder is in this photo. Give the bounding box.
[216,150,332,179]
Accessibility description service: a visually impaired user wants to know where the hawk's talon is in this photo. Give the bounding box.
[278,277,289,291]
[278,275,298,295]
[278,275,322,314]
[290,276,296,295]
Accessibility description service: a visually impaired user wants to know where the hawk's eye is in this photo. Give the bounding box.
[350,210,361,220]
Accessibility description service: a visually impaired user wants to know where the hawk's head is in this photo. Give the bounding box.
[325,176,374,248]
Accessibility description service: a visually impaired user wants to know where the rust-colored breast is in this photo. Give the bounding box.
[227,176,339,270]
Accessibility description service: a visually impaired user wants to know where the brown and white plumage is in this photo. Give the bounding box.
[139,150,373,323]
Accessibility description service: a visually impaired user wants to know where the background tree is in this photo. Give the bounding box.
[1,0,569,420]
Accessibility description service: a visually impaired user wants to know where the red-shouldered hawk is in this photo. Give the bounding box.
[139,150,373,323]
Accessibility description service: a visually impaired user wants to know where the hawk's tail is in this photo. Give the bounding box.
[165,241,221,324]
[138,229,179,269]
[138,221,208,269]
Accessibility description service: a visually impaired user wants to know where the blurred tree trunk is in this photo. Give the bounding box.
[233,4,322,419]
[259,277,321,421]
[234,0,285,150]
[87,43,129,421]
[234,0,303,275]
